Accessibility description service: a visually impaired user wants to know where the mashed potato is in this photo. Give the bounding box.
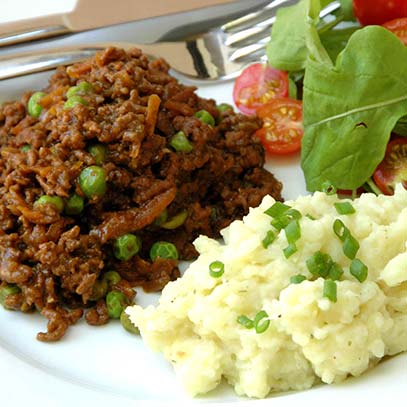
[127,186,407,398]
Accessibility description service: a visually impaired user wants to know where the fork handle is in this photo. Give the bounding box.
[0,41,214,81]
[0,46,104,80]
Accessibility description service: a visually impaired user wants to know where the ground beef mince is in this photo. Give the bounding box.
[0,47,283,341]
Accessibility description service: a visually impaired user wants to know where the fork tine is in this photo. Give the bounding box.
[227,0,341,55]
[221,0,295,33]
[225,17,275,47]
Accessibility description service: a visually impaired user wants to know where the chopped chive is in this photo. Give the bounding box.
[286,208,302,221]
[209,260,224,278]
[328,262,344,281]
[264,202,291,218]
[270,208,302,231]
[321,181,337,195]
[306,251,332,278]
[271,216,290,230]
[285,220,301,244]
[306,214,316,220]
[283,243,297,259]
[343,234,359,260]
[334,202,356,215]
[323,279,337,302]
[237,315,254,329]
[262,230,277,249]
[333,219,349,242]
[290,274,306,284]
[254,310,270,334]
[350,258,368,282]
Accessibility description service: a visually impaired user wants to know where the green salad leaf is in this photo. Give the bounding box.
[338,0,355,21]
[267,0,355,72]
[266,0,328,71]
[301,26,407,191]
[320,26,358,62]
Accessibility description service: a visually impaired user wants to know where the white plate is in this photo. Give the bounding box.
[1,18,406,407]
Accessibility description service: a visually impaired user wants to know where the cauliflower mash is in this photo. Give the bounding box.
[127,186,407,398]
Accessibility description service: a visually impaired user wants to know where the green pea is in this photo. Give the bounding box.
[195,109,215,126]
[217,103,233,113]
[169,131,193,153]
[65,193,84,215]
[88,144,108,165]
[34,195,64,213]
[21,144,31,153]
[114,234,142,261]
[161,210,188,230]
[27,91,46,118]
[106,290,128,319]
[66,81,93,98]
[153,209,168,226]
[120,310,140,334]
[0,284,21,309]
[150,241,179,262]
[89,279,108,301]
[102,270,121,286]
[78,165,107,198]
[64,95,88,109]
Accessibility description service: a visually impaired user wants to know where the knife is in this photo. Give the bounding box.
[0,0,237,47]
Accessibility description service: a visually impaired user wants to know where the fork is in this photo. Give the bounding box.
[0,0,340,82]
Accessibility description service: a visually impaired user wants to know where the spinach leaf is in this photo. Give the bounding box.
[320,26,358,62]
[267,0,356,72]
[266,0,328,71]
[301,26,407,191]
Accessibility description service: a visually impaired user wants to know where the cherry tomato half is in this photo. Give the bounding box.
[373,137,407,195]
[383,17,407,45]
[255,98,303,155]
[233,63,288,115]
[353,0,407,26]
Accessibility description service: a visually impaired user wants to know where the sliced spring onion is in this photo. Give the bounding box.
[271,209,302,231]
[343,234,359,260]
[285,220,301,244]
[237,315,254,329]
[283,243,297,259]
[334,202,356,215]
[262,230,277,249]
[209,261,224,278]
[254,310,270,334]
[264,202,291,218]
[328,263,344,281]
[350,258,368,282]
[271,217,290,230]
[333,219,360,259]
[321,181,337,195]
[306,251,332,278]
[323,279,337,302]
[333,219,349,241]
[290,274,307,284]
[306,214,316,220]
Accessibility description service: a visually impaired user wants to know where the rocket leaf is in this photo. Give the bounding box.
[301,26,407,191]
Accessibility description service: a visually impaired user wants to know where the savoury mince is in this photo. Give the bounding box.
[128,185,407,398]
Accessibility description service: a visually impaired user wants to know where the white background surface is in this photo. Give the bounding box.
[0,1,406,406]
